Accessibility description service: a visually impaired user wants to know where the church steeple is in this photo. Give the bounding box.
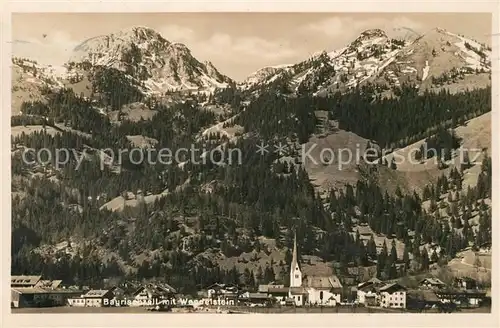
[289,231,302,287]
[291,231,298,269]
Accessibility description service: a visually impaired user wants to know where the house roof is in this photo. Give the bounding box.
[156,283,177,294]
[420,278,445,286]
[11,275,42,286]
[241,293,270,300]
[355,225,373,235]
[359,283,382,293]
[83,289,111,298]
[379,283,406,293]
[303,275,343,289]
[267,287,289,294]
[11,287,80,295]
[258,284,285,293]
[12,287,50,294]
[357,277,381,289]
[258,285,269,293]
[35,280,62,289]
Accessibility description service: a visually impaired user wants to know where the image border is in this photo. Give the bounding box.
[1,1,499,327]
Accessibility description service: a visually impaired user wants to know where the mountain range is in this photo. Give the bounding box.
[12,26,491,112]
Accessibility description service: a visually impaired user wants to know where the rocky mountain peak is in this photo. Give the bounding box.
[356,28,388,42]
[68,26,233,94]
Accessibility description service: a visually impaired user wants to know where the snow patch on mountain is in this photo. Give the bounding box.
[69,26,233,94]
[422,60,430,81]
[242,27,491,95]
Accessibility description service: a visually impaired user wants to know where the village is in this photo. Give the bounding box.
[11,236,491,313]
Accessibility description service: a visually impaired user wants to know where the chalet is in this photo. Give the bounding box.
[419,278,446,290]
[238,292,271,306]
[131,284,176,306]
[379,283,407,309]
[355,224,373,237]
[68,289,115,307]
[258,284,289,305]
[478,242,491,254]
[11,275,42,288]
[454,277,477,290]
[357,284,380,306]
[11,287,82,308]
[357,277,382,289]
[206,283,239,303]
[34,280,63,289]
[356,278,382,306]
[258,284,285,293]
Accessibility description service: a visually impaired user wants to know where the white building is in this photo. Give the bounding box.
[287,233,343,307]
[67,289,114,307]
[379,283,407,309]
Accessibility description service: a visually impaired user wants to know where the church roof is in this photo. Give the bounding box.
[303,275,343,289]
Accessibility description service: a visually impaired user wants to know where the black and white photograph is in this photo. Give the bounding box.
[4,3,498,326]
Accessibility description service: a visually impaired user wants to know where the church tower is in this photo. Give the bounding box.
[289,232,302,287]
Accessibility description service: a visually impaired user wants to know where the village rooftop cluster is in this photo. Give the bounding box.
[11,237,490,313]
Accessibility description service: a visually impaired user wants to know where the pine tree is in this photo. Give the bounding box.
[367,235,377,259]
[403,244,410,269]
[421,249,429,271]
[390,240,398,264]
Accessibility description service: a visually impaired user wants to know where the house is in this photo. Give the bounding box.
[356,278,383,306]
[478,242,491,254]
[454,277,477,290]
[357,277,382,289]
[11,287,81,308]
[259,284,289,305]
[419,278,446,290]
[258,284,285,293]
[206,283,239,304]
[68,289,115,307]
[239,292,271,306]
[132,286,162,306]
[34,280,63,289]
[131,284,176,306]
[11,275,42,288]
[379,283,407,309]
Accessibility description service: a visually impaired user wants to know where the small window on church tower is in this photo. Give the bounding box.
[295,274,299,279]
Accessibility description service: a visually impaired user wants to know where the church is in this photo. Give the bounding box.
[288,233,343,306]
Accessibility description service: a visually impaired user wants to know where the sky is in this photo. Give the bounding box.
[12,13,492,81]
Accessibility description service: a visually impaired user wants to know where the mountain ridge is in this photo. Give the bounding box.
[241,26,491,95]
